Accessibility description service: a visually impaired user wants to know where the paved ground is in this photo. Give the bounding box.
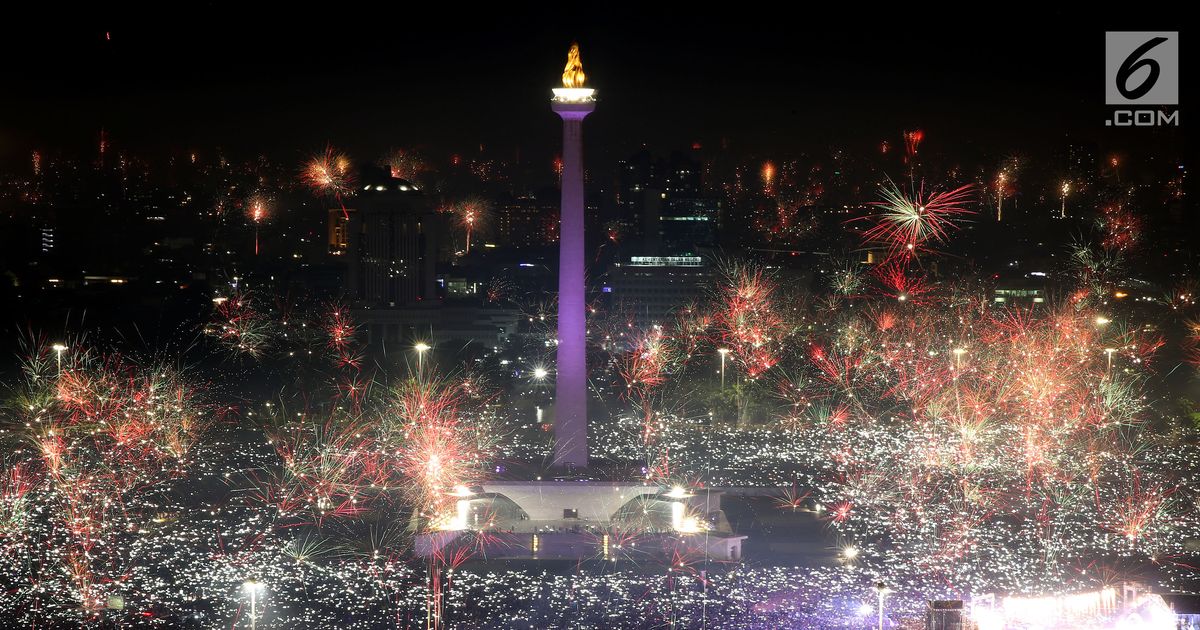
[721,495,839,566]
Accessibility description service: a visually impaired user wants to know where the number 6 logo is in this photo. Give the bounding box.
[1105,32,1179,105]
[1117,37,1167,100]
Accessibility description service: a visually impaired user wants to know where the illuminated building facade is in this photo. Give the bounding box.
[606,255,712,328]
[496,196,556,248]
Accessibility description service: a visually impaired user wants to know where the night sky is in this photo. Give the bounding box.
[1,8,1186,167]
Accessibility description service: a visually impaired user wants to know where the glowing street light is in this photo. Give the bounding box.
[874,581,891,630]
[664,485,693,499]
[242,580,265,630]
[718,348,731,389]
[51,343,67,373]
[414,342,431,375]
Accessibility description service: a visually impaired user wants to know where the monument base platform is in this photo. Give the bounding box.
[415,481,746,561]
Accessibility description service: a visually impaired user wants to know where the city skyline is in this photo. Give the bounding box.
[0,17,1193,630]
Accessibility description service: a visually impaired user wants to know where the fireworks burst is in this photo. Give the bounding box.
[1185,319,1200,368]
[761,160,777,196]
[903,129,923,163]
[255,411,384,523]
[872,257,934,303]
[380,148,428,182]
[485,277,516,304]
[326,305,362,372]
[246,194,271,255]
[993,156,1021,222]
[1069,241,1125,306]
[1099,206,1143,253]
[713,261,786,380]
[789,295,1175,592]
[446,197,490,254]
[829,258,867,297]
[302,146,356,219]
[206,292,275,358]
[388,375,494,530]
[859,179,975,255]
[1,340,210,614]
[617,327,674,449]
[247,195,269,224]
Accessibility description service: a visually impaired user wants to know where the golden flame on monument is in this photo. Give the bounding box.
[562,43,586,88]
[553,43,595,103]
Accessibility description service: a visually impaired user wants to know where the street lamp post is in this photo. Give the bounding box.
[718,348,730,389]
[242,580,265,630]
[874,581,890,630]
[952,347,966,371]
[414,342,431,376]
[51,343,67,375]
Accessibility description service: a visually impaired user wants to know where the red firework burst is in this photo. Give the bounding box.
[302,145,356,219]
[858,179,975,254]
[713,262,786,380]
[1099,206,1143,253]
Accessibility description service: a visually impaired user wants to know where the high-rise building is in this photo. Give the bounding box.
[660,197,719,254]
[617,149,718,256]
[342,171,523,354]
[496,196,556,249]
[617,150,662,244]
[663,150,702,197]
[606,255,712,328]
[327,209,350,255]
[344,173,438,307]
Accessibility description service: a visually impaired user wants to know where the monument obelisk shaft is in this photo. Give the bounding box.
[551,44,595,468]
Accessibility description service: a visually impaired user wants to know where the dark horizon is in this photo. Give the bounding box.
[2,9,1186,168]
